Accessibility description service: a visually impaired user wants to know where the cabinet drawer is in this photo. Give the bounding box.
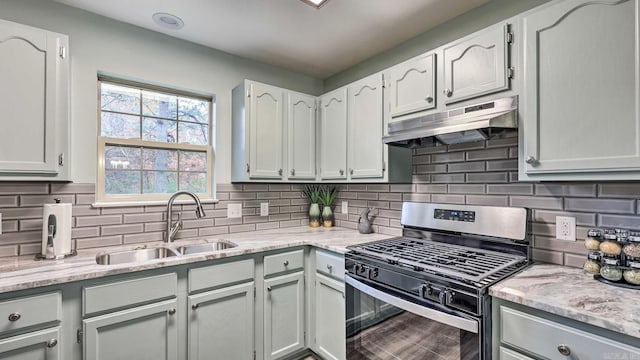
[500,347,534,360]
[189,259,254,293]
[83,273,177,316]
[0,292,61,335]
[316,250,344,280]
[264,249,304,277]
[501,306,640,360]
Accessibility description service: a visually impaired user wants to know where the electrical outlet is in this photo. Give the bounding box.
[342,201,348,214]
[556,216,576,241]
[260,202,269,217]
[227,203,242,218]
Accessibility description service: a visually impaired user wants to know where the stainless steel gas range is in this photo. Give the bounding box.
[345,202,530,360]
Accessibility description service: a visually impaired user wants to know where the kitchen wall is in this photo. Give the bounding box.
[0,0,323,184]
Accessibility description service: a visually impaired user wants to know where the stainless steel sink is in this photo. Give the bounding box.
[173,241,237,255]
[95,246,180,265]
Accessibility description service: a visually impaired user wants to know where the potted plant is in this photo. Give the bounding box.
[319,185,337,227]
[303,184,321,227]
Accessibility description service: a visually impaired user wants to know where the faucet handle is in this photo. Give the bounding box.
[177,212,183,228]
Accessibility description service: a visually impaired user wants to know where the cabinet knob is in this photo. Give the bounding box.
[278,169,283,176]
[246,163,250,173]
[339,169,344,176]
[290,169,295,176]
[349,168,354,175]
[283,260,289,266]
[425,96,434,103]
[8,312,21,322]
[525,156,538,165]
[167,308,176,315]
[47,339,58,348]
[443,89,453,97]
[557,344,571,356]
[327,264,333,271]
[267,286,272,292]
[191,304,199,311]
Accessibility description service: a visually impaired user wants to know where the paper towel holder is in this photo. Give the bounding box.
[35,198,77,260]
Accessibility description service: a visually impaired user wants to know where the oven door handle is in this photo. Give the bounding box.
[346,275,479,334]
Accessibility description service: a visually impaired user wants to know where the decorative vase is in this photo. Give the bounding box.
[322,205,333,227]
[309,203,321,227]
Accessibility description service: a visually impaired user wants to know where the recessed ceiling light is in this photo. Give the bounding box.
[300,0,329,9]
[152,12,184,30]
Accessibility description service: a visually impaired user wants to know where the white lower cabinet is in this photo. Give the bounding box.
[0,327,61,360]
[264,271,305,360]
[314,273,345,360]
[188,282,254,360]
[500,346,533,360]
[83,299,178,360]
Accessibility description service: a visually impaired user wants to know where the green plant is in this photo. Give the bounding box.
[319,185,337,207]
[303,184,321,203]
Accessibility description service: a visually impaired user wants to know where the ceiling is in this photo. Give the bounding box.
[54,0,491,79]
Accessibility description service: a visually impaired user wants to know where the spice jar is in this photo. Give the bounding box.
[628,231,640,243]
[600,266,623,282]
[585,229,602,250]
[583,261,601,274]
[623,243,640,258]
[587,251,602,262]
[600,241,622,256]
[601,255,621,267]
[623,270,640,285]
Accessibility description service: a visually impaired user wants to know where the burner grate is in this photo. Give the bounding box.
[349,237,526,283]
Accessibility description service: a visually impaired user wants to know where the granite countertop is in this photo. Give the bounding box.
[490,264,640,339]
[0,226,393,294]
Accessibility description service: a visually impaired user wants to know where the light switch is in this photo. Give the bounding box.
[227,204,242,218]
[342,201,348,214]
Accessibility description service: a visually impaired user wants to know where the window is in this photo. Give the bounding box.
[97,78,214,203]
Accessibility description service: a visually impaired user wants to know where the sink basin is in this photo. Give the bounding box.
[96,247,180,265]
[173,241,237,255]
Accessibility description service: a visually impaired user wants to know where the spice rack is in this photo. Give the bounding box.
[583,228,640,289]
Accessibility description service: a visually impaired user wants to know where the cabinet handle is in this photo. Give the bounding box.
[278,169,283,176]
[246,163,250,173]
[557,344,571,356]
[525,156,538,165]
[284,260,289,266]
[167,308,176,315]
[192,304,199,311]
[290,169,295,176]
[425,96,434,103]
[47,339,58,348]
[339,169,344,176]
[443,89,453,97]
[8,312,21,322]
[267,286,272,292]
[349,168,354,175]
[327,264,333,271]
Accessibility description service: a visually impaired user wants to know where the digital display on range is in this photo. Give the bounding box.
[434,209,476,222]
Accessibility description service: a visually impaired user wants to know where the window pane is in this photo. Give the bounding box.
[180,151,207,172]
[179,172,206,193]
[143,171,178,194]
[143,148,178,170]
[178,122,208,145]
[143,117,177,143]
[142,91,177,119]
[178,97,209,124]
[101,83,140,114]
[105,145,141,170]
[105,171,141,195]
[101,112,140,138]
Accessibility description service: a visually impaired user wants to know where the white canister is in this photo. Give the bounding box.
[41,199,73,258]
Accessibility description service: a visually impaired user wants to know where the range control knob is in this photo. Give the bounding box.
[438,289,454,305]
[370,268,379,279]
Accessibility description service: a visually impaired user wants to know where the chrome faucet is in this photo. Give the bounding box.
[166,191,206,243]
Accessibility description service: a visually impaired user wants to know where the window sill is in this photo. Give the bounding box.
[92,199,219,208]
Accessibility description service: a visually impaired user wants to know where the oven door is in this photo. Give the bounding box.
[346,275,481,360]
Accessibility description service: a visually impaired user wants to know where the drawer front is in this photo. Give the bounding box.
[501,306,640,360]
[83,273,177,316]
[189,259,254,293]
[315,250,344,280]
[0,292,61,334]
[264,249,304,277]
[500,347,534,360]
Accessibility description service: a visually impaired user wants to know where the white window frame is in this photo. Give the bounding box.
[96,77,215,204]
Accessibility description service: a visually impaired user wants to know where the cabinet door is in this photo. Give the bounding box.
[319,88,348,180]
[442,22,510,104]
[188,282,254,360]
[249,82,284,179]
[388,53,436,119]
[315,273,345,360]
[0,327,60,360]
[264,272,305,360]
[0,20,67,174]
[348,73,384,179]
[287,93,316,180]
[83,299,178,360]
[522,0,640,177]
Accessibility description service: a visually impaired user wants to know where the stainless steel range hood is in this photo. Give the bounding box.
[383,96,518,148]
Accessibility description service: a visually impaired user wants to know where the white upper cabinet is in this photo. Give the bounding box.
[348,73,384,179]
[249,82,285,179]
[520,0,640,180]
[387,53,436,119]
[319,88,348,180]
[287,92,316,180]
[442,22,511,105]
[0,19,69,179]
